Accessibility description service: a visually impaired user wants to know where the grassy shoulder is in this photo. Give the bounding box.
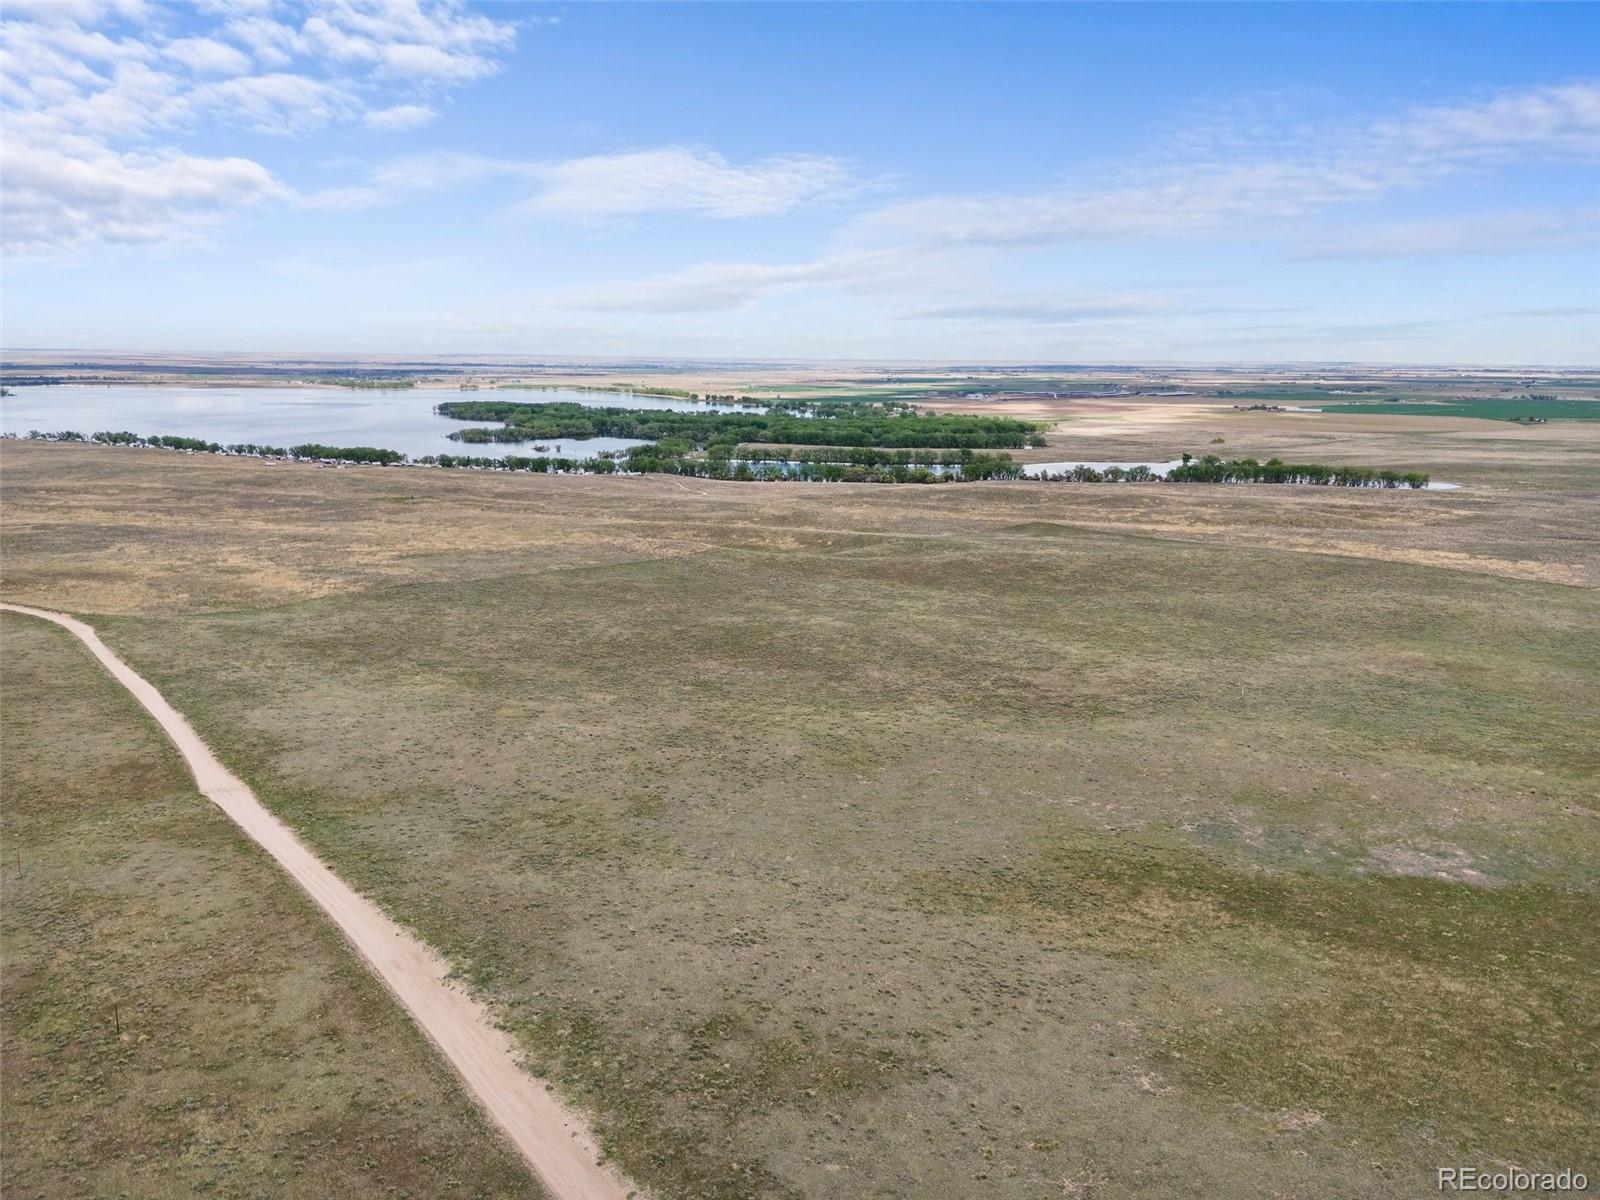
[0,613,538,1200]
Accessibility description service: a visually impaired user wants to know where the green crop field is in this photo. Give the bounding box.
[1322,397,1600,420]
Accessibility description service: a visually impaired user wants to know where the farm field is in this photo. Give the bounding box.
[0,610,538,1200]
[1320,397,1600,421]
[2,437,1596,1199]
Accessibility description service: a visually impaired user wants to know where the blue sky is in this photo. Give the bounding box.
[3,1,1597,363]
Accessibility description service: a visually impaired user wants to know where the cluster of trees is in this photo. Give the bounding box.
[1162,454,1430,488]
[359,450,1013,484]
[1029,454,1432,487]
[624,443,1022,482]
[500,383,702,400]
[149,434,224,451]
[1032,464,1160,482]
[733,445,1013,467]
[436,400,1042,450]
[959,453,1028,480]
[417,453,617,473]
[21,430,400,462]
[328,378,416,389]
[626,457,956,483]
[28,430,224,449]
[289,443,404,464]
[500,383,766,404]
[14,426,1434,492]
[617,384,698,400]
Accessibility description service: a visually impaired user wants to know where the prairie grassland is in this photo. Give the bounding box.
[0,612,538,1200]
[2,441,1597,1199]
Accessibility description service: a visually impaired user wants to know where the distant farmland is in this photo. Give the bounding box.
[1322,396,1600,421]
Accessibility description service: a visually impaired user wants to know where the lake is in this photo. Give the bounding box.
[0,384,755,460]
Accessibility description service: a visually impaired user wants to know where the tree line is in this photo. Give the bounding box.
[1161,454,1430,488]
[731,445,1006,467]
[13,431,1429,490]
[435,400,1045,450]
[18,431,398,462]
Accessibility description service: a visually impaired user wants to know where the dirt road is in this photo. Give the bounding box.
[0,601,632,1200]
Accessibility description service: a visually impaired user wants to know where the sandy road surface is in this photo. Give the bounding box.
[0,602,632,1200]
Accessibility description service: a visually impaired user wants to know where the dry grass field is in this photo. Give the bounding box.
[0,611,538,1200]
[3,425,1597,1199]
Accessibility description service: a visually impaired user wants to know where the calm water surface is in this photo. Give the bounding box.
[0,384,755,459]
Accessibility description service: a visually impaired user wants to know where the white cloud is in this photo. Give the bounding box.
[193,72,357,134]
[1,130,285,253]
[332,146,856,221]
[365,150,534,192]
[365,101,436,131]
[299,0,515,82]
[217,15,299,67]
[1301,207,1600,258]
[568,249,937,313]
[848,80,1600,250]
[520,147,854,220]
[1,1,148,28]
[908,295,1171,323]
[0,0,520,252]
[573,261,838,313]
[545,80,1600,331]
[1379,82,1600,162]
[164,35,251,76]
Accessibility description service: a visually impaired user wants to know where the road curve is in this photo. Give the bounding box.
[0,602,632,1200]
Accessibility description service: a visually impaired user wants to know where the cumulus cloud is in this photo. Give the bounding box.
[2,131,286,253]
[0,0,519,253]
